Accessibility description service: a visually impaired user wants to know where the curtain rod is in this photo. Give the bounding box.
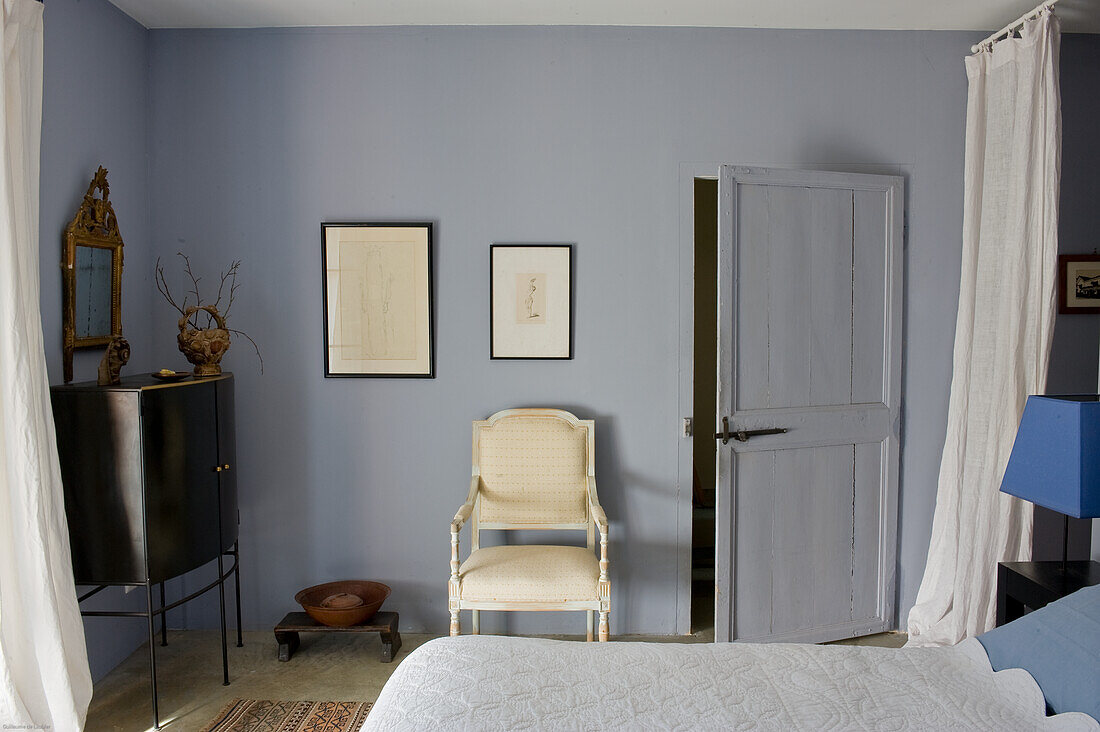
[971,0,1058,53]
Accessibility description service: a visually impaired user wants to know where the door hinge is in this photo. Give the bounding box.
[682,417,693,437]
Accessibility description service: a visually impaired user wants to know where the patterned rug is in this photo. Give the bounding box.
[201,699,372,732]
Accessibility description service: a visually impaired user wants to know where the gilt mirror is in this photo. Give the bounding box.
[63,166,123,383]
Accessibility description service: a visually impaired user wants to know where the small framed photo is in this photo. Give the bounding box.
[321,222,434,377]
[490,244,573,359]
[1059,255,1100,314]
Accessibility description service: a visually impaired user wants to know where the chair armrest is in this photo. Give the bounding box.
[587,476,609,536]
[588,476,610,588]
[451,476,480,533]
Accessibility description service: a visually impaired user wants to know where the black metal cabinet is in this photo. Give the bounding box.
[51,374,241,730]
[52,374,237,583]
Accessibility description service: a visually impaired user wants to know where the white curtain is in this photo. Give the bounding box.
[907,10,1061,647]
[0,0,93,727]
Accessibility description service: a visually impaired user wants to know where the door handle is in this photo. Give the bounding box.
[714,417,788,444]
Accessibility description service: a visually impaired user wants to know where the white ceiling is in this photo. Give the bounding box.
[106,0,1100,33]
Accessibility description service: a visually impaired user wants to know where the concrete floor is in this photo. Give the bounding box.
[85,630,437,731]
[86,627,906,731]
[828,631,908,648]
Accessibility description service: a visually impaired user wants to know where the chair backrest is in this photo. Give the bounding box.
[473,408,594,530]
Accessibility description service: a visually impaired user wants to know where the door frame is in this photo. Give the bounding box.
[677,163,906,641]
[676,163,719,636]
[676,163,717,636]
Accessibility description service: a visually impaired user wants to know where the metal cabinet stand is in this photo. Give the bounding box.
[78,542,243,730]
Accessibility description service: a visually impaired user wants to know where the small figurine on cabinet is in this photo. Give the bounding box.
[97,336,130,385]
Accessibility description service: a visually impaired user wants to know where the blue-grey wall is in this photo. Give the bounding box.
[144,25,978,637]
[40,6,1100,677]
[40,0,151,681]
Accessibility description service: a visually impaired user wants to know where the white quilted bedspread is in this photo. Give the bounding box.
[364,635,1099,731]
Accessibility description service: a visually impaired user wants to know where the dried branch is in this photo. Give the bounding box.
[214,260,242,318]
[228,328,264,374]
[213,263,231,310]
[226,274,240,318]
[155,256,187,315]
[178,252,202,314]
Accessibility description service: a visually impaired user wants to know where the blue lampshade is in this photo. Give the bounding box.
[999,395,1100,519]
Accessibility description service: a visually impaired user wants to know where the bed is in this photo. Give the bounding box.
[364,634,1097,730]
[367,584,1100,730]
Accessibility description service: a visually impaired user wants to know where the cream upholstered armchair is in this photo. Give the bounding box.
[449,408,611,641]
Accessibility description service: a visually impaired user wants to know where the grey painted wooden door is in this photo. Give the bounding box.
[715,167,903,644]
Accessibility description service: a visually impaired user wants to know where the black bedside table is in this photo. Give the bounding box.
[996,560,1100,626]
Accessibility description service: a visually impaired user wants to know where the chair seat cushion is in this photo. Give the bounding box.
[459,545,599,603]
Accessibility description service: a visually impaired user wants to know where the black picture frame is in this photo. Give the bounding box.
[490,243,574,360]
[321,222,435,378]
[1059,254,1100,315]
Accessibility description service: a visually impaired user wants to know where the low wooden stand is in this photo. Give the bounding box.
[274,611,401,663]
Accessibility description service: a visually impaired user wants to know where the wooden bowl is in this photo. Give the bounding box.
[294,581,390,627]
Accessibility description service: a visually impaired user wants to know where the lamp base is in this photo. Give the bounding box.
[1062,514,1069,574]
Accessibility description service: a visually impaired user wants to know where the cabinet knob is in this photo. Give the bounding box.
[214,466,222,473]
[223,464,231,470]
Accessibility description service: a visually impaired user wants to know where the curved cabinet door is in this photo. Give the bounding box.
[52,389,145,584]
[142,381,221,583]
[215,378,238,553]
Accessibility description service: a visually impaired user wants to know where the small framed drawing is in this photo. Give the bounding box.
[321,222,434,377]
[1059,254,1100,314]
[490,244,573,359]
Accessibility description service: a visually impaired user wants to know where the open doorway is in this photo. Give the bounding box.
[690,177,718,637]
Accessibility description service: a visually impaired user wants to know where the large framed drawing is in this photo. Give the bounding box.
[490,244,573,359]
[1059,254,1100,314]
[322,223,434,377]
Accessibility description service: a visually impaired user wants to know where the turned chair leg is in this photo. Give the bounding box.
[472,609,480,635]
[586,610,594,642]
[450,609,460,637]
[598,611,609,642]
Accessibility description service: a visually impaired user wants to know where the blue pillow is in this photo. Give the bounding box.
[977,583,1100,720]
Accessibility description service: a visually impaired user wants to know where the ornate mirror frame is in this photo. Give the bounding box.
[63,166,123,383]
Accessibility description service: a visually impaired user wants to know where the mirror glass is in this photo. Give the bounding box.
[73,245,113,338]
